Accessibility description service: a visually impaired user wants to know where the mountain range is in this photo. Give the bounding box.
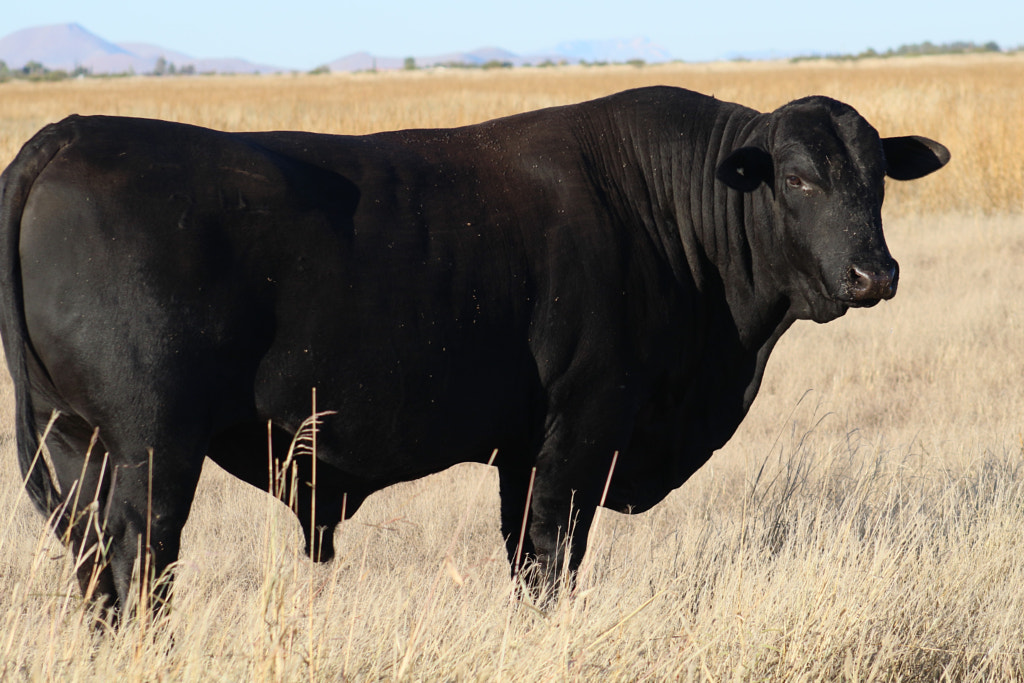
[0,23,285,74]
[0,23,674,75]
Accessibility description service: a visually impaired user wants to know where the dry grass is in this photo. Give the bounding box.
[1,56,1023,680]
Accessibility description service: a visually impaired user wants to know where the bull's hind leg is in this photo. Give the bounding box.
[32,404,205,623]
[206,422,350,562]
[102,436,205,620]
[35,408,119,614]
[65,416,208,622]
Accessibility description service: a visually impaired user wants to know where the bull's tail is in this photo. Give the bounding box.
[0,117,79,520]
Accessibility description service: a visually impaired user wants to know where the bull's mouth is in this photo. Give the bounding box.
[842,295,884,309]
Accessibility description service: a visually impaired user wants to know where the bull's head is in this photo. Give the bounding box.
[716,96,950,323]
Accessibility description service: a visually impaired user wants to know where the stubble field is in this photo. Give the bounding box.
[1,54,1023,680]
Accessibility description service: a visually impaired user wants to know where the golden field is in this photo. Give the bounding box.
[1,55,1023,680]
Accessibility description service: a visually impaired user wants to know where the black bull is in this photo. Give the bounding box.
[0,86,948,615]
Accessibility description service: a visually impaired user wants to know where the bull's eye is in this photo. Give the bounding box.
[785,175,804,188]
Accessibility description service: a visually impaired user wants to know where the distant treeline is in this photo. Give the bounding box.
[313,57,647,74]
[0,57,209,82]
[0,60,91,82]
[790,40,1014,62]
[1,41,1018,82]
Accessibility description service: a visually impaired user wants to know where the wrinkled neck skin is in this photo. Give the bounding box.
[574,94,796,411]
[676,109,795,353]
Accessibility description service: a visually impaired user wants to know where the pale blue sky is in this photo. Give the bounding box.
[2,0,1020,70]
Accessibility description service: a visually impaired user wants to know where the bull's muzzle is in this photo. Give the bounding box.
[847,262,899,303]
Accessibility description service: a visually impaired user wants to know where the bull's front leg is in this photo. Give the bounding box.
[515,399,630,600]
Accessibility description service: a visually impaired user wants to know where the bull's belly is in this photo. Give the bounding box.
[252,342,539,484]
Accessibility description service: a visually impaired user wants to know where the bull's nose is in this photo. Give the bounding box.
[848,262,899,302]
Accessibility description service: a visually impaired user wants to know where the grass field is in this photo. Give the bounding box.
[1,55,1023,680]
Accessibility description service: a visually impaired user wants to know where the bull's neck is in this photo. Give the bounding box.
[682,108,793,349]
[576,95,792,352]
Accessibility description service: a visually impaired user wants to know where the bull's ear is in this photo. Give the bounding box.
[882,135,950,180]
[716,147,773,192]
